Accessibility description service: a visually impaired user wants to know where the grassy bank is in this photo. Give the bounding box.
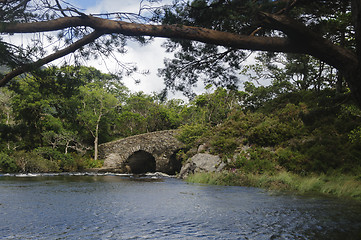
[186,171,361,201]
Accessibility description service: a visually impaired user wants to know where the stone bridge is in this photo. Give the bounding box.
[98,130,184,174]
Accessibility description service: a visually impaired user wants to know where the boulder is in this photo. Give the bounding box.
[178,153,225,179]
[197,143,208,153]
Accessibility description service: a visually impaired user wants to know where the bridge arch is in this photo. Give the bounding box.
[125,150,156,174]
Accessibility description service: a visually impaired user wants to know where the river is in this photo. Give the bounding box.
[1,173,361,239]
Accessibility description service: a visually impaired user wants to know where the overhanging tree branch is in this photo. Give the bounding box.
[258,12,358,73]
[0,29,105,86]
[1,15,357,71]
[352,0,361,62]
[0,9,361,104]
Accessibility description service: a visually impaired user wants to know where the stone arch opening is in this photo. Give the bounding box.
[125,150,156,174]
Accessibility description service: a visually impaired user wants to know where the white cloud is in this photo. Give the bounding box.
[97,38,172,95]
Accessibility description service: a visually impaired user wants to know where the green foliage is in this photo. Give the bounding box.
[83,157,103,169]
[34,147,78,171]
[210,135,238,156]
[2,61,361,179]
[11,150,59,173]
[34,147,101,171]
[247,116,303,146]
[179,89,361,176]
[113,92,184,138]
[247,117,285,146]
[176,123,208,147]
[232,147,278,174]
[186,171,248,186]
[186,88,241,126]
[0,88,13,124]
[0,152,19,173]
[276,148,309,174]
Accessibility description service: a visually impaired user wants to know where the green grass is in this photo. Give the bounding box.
[186,171,361,201]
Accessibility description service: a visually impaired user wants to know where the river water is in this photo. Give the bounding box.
[1,173,361,240]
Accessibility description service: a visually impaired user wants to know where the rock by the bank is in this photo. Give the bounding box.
[178,153,225,179]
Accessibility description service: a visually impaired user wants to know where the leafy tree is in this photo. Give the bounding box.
[76,82,119,160]
[7,65,124,150]
[0,88,14,125]
[0,152,18,172]
[115,92,183,136]
[0,1,361,107]
[242,53,337,92]
[185,87,241,125]
[42,129,78,154]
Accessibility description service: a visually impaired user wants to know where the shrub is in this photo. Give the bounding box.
[35,147,67,162]
[12,150,59,173]
[349,126,361,144]
[232,147,278,174]
[246,117,281,146]
[34,148,103,171]
[59,154,78,172]
[210,135,238,155]
[176,123,208,146]
[0,152,19,173]
[82,156,103,169]
[276,147,309,174]
[247,114,304,146]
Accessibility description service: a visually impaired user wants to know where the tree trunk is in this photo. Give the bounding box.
[94,123,99,161]
[336,71,343,94]
[94,114,102,161]
[350,0,361,105]
[65,141,69,154]
[336,1,348,94]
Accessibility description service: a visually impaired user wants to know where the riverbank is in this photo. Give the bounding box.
[186,171,361,201]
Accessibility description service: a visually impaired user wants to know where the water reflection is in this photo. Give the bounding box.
[1,173,361,239]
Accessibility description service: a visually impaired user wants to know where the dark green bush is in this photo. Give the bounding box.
[12,150,59,173]
[247,117,301,146]
[35,147,79,171]
[276,147,309,174]
[176,123,208,146]
[35,147,67,161]
[210,135,238,155]
[232,147,278,174]
[58,154,78,171]
[0,152,19,173]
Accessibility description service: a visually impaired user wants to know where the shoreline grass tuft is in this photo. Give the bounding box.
[186,171,361,201]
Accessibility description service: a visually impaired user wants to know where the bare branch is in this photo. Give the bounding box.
[55,0,68,17]
[276,0,299,14]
